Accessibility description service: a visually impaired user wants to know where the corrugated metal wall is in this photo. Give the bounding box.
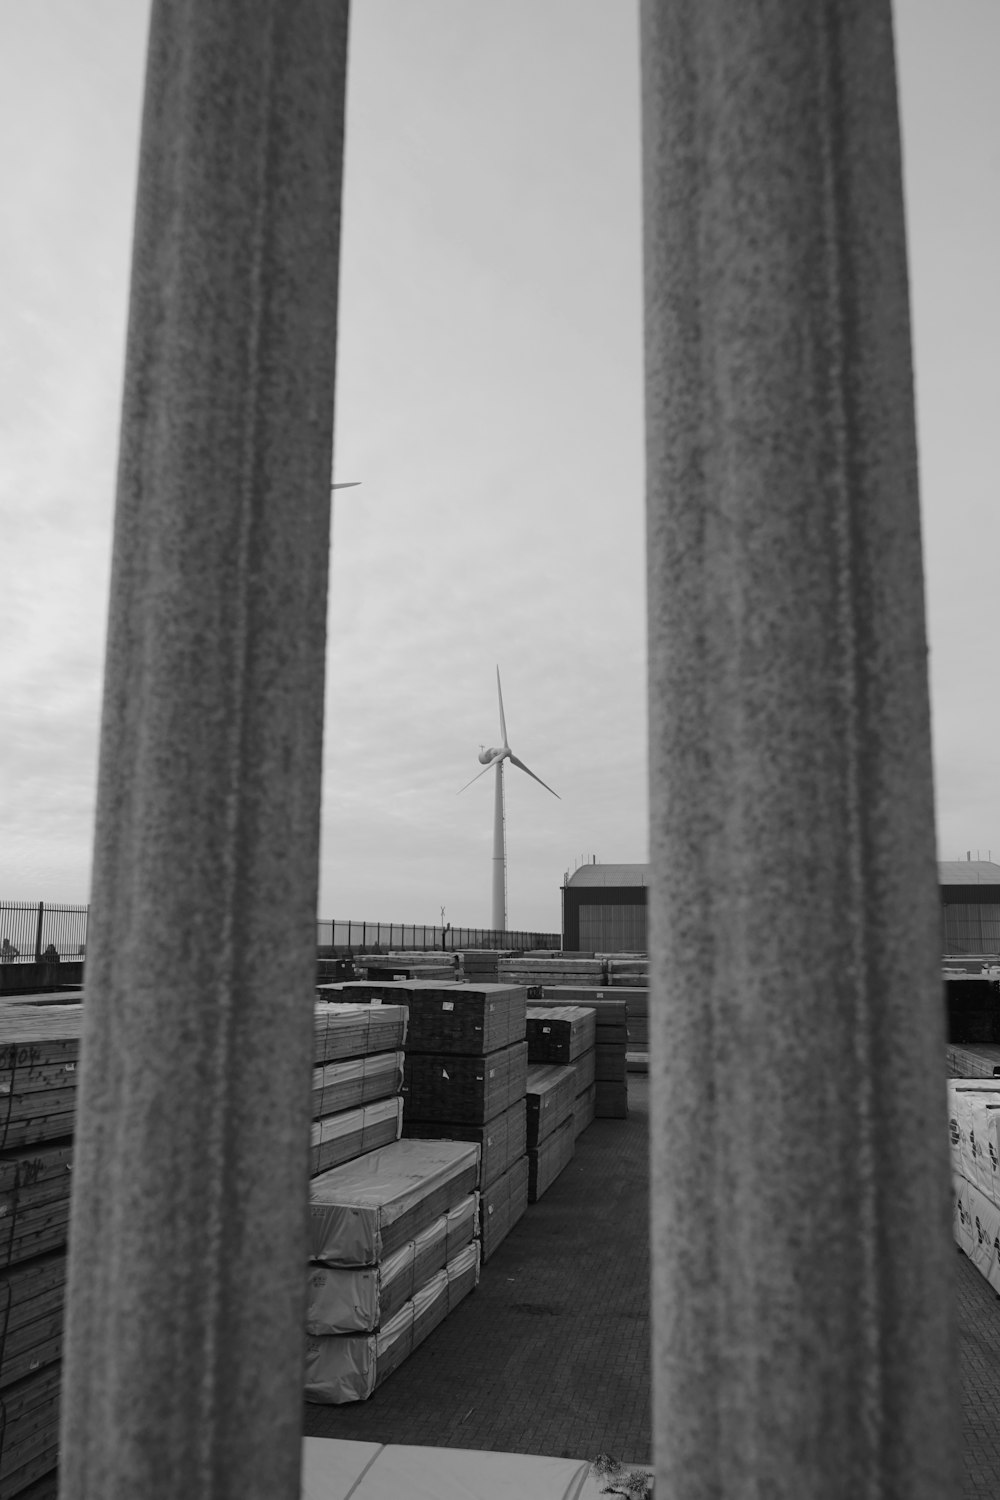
[579,903,648,953]
[942,902,1000,955]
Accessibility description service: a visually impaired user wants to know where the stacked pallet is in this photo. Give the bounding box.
[538,988,629,1118]
[524,1064,577,1202]
[949,1077,1000,1291]
[497,956,604,995]
[459,950,515,985]
[401,985,530,1262]
[353,954,461,983]
[603,956,649,988]
[305,1138,480,1402]
[1,1002,81,1497]
[526,1006,597,1137]
[310,1004,408,1176]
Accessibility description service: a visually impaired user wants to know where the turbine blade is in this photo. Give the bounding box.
[509,753,560,799]
[458,754,504,794]
[496,666,508,748]
[331,482,361,489]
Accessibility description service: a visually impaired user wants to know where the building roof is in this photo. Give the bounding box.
[565,863,649,888]
[566,860,1000,889]
[938,861,1000,886]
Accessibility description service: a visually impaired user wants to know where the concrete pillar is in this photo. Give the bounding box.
[641,4,959,1497]
[59,5,349,1498]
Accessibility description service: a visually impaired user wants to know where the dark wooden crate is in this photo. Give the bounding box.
[402,1042,528,1126]
[526,1006,596,1064]
[525,1064,578,1149]
[595,1079,629,1119]
[573,1083,597,1137]
[405,985,526,1055]
[527,1115,576,1202]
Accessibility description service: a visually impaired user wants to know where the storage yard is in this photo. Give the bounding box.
[0,949,650,1496]
[7,952,1000,1495]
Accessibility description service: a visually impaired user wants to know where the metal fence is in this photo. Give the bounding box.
[1,904,560,962]
[316,920,561,953]
[0,902,90,962]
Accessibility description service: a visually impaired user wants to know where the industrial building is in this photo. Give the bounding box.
[565,859,1000,958]
[940,860,1000,956]
[561,863,648,953]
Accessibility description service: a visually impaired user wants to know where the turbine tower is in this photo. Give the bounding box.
[459,667,559,933]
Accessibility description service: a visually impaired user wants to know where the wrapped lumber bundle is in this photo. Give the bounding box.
[604,957,649,987]
[354,954,460,983]
[536,989,629,1119]
[497,956,604,991]
[946,1043,1000,1079]
[402,1099,526,1191]
[526,1065,578,1149]
[317,978,447,1006]
[573,1083,597,1137]
[304,1241,480,1403]
[402,1042,528,1127]
[313,1003,408,1063]
[310,1098,403,1178]
[571,1047,596,1093]
[525,1005,595,1064]
[459,950,514,984]
[953,1170,1000,1291]
[480,1155,530,1261]
[312,1052,403,1120]
[309,1138,480,1265]
[0,1251,66,1392]
[0,1009,81,1152]
[306,1195,478,1334]
[0,1005,80,1495]
[528,1114,576,1203]
[0,1363,61,1497]
[405,985,526,1055]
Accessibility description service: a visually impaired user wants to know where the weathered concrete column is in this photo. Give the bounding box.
[642,4,959,1497]
[59,5,348,1497]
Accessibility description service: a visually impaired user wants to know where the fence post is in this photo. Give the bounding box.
[34,901,45,963]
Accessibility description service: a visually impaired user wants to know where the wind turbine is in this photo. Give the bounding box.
[459,667,559,933]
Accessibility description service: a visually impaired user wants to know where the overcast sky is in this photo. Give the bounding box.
[2,2,998,935]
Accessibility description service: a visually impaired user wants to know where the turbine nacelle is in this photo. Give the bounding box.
[479,746,505,764]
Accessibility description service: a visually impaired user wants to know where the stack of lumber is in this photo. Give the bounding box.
[401,985,530,1262]
[310,1004,408,1177]
[603,956,649,988]
[317,978,442,1006]
[497,956,604,994]
[1,1003,81,1497]
[305,1139,480,1402]
[538,988,629,1119]
[525,1064,577,1202]
[949,1078,1000,1292]
[459,950,515,985]
[526,1006,597,1138]
[353,954,461,983]
[946,1042,1000,1080]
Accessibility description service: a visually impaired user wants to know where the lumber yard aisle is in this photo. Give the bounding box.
[302,1075,652,1465]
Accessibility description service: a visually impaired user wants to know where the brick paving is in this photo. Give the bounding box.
[302,1073,1000,1491]
[303,1076,652,1465]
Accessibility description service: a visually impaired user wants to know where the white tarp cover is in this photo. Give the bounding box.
[946,1081,1000,1184]
[960,1172,1000,1292]
[309,1139,480,1266]
[300,1439,595,1500]
[304,1243,480,1403]
[306,1194,478,1334]
[953,1172,975,1253]
[313,1051,404,1105]
[310,1097,402,1151]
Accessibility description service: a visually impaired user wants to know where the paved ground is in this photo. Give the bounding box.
[303,1077,652,1465]
[303,1072,1000,1492]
